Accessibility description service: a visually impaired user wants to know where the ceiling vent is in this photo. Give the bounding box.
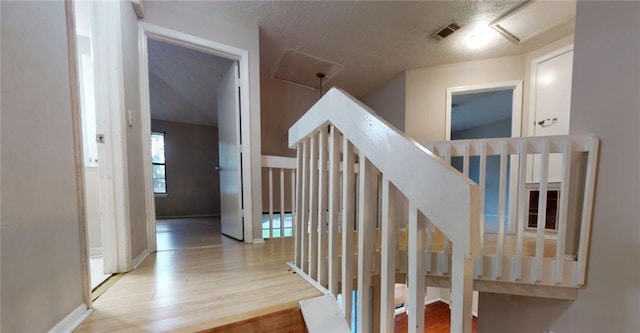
[430,22,462,40]
[491,0,576,44]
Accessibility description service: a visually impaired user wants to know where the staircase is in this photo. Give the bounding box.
[285,88,599,333]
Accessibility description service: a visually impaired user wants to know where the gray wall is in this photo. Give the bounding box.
[479,2,640,332]
[1,1,85,331]
[361,71,407,132]
[151,120,221,217]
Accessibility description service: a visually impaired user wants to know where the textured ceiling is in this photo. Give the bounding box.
[204,0,575,97]
[145,1,575,126]
[148,38,233,126]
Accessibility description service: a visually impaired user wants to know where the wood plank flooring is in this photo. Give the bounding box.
[394,301,478,333]
[76,218,320,333]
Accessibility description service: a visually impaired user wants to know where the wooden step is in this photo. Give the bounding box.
[198,306,305,333]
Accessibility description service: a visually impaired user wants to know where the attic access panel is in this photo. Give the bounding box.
[273,49,342,89]
[491,0,576,44]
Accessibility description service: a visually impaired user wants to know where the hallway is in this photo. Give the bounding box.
[76,218,320,332]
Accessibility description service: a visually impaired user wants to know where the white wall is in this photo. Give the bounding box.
[361,71,407,132]
[478,2,640,332]
[142,1,263,240]
[85,167,102,256]
[405,56,525,143]
[1,1,86,331]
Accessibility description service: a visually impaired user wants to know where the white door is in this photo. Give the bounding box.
[530,49,573,183]
[218,62,244,240]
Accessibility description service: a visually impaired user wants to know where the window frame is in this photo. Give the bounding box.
[151,131,168,196]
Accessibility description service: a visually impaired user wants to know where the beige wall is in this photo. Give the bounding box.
[1,1,85,331]
[405,56,525,143]
[260,76,318,157]
[361,71,407,132]
[143,1,263,240]
[479,2,640,332]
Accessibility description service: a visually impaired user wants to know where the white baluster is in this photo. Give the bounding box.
[554,138,572,284]
[309,132,319,280]
[268,167,274,238]
[342,139,356,324]
[328,126,341,294]
[534,140,550,283]
[514,140,527,281]
[380,176,397,333]
[318,129,329,286]
[495,141,508,279]
[408,203,425,333]
[357,154,376,333]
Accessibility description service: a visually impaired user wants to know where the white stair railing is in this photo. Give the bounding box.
[288,88,481,333]
[423,135,599,287]
[261,155,297,239]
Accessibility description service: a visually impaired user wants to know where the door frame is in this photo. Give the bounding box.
[445,80,523,234]
[138,22,255,251]
[89,0,133,274]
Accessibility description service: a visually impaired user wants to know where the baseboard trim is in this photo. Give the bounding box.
[48,303,92,333]
[132,249,150,269]
[156,214,220,219]
[252,238,265,244]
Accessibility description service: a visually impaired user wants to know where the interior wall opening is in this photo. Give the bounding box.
[146,37,240,251]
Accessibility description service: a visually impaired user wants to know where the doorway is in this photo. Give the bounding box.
[445,81,523,234]
[139,23,253,252]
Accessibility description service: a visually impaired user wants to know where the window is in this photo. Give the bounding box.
[151,132,167,194]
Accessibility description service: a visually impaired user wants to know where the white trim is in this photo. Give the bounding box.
[261,155,297,169]
[132,249,150,269]
[445,80,523,140]
[89,247,104,258]
[0,1,3,327]
[287,262,331,295]
[91,0,132,273]
[138,22,256,247]
[48,304,93,333]
[252,238,266,244]
[444,80,523,234]
[156,214,221,219]
[66,0,93,310]
[527,44,574,140]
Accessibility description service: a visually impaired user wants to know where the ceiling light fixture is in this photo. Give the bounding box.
[466,29,492,49]
[317,72,326,98]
